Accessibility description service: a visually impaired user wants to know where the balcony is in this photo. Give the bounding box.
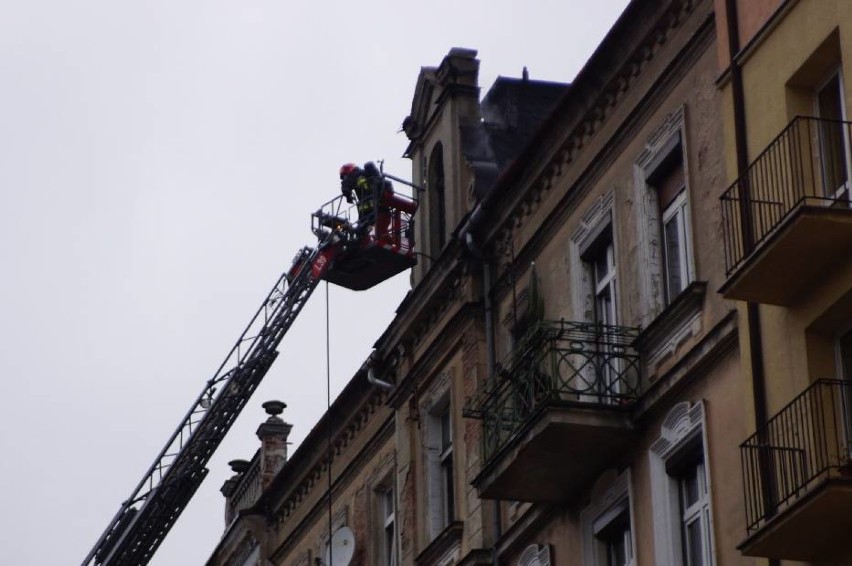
[464,320,640,502]
[739,379,852,562]
[720,117,852,305]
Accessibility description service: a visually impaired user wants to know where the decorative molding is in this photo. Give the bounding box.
[650,401,704,458]
[273,391,386,525]
[580,470,635,566]
[414,521,464,566]
[569,190,615,321]
[635,281,706,381]
[518,543,552,566]
[635,310,737,419]
[490,0,702,249]
[420,369,453,416]
[226,533,258,566]
[649,400,717,565]
[316,506,349,551]
[495,504,559,562]
[634,106,688,325]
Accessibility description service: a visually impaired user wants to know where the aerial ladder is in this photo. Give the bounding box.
[82,171,418,566]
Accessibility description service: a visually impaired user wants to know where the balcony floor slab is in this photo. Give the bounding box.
[473,404,634,503]
[721,205,852,305]
[739,476,852,562]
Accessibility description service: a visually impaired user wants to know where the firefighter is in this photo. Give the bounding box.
[339,162,393,240]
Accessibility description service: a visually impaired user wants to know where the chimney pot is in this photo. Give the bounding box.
[228,459,251,474]
[262,400,286,417]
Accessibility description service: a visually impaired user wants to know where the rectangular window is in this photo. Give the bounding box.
[588,232,617,326]
[651,403,715,565]
[678,459,712,566]
[439,407,455,527]
[838,328,852,456]
[582,474,635,566]
[379,486,397,566]
[425,396,456,539]
[597,513,633,566]
[662,190,691,303]
[649,151,692,305]
[583,228,620,401]
[816,72,851,200]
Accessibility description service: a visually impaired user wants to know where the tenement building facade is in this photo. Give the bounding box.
[715,0,852,564]
[207,1,852,565]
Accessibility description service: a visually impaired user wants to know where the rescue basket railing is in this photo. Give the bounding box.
[463,319,640,462]
[720,116,852,276]
[311,175,417,255]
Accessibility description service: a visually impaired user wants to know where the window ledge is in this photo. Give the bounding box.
[634,281,707,380]
[457,548,492,566]
[415,521,464,566]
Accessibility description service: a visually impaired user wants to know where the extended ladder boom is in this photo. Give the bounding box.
[83,174,419,566]
[82,245,324,566]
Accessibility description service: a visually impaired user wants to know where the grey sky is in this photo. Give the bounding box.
[0,1,629,563]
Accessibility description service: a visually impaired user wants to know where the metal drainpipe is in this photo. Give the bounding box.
[725,2,777,564]
[483,262,502,566]
[462,229,502,565]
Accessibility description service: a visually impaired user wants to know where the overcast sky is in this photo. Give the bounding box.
[0,1,630,563]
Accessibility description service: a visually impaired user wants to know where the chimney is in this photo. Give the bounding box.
[256,400,292,490]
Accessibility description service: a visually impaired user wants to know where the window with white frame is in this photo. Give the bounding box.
[378,485,397,566]
[661,188,690,304]
[646,137,692,306]
[587,230,617,326]
[649,402,716,566]
[426,396,455,538]
[584,225,622,401]
[570,198,621,402]
[837,327,852,456]
[815,70,851,200]
[634,108,696,323]
[581,470,636,566]
[598,517,633,566]
[570,191,616,324]
[677,457,712,566]
[438,406,455,527]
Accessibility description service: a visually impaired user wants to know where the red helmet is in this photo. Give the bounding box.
[339,163,358,179]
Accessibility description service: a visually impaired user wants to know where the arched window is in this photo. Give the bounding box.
[428,143,447,253]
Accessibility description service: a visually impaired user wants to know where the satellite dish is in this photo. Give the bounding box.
[323,526,355,566]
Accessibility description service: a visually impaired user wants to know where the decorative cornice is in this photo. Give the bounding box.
[387,302,482,410]
[268,416,395,562]
[270,391,387,527]
[486,0,709,275]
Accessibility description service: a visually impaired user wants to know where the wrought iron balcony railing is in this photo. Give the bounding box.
[720,116,852,275]
[740,379,852,535]
[464,319,640,462]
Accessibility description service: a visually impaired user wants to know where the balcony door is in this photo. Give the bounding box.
[838,328,852,458]
[590,237,620,402]
[815,72,852,203]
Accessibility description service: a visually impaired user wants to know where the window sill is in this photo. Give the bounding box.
[415,521,464,566]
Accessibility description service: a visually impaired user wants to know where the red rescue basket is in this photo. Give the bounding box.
[310,179,418,291]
